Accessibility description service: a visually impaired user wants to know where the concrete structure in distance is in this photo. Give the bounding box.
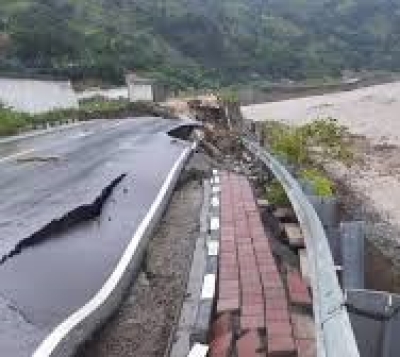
[0,77,78,114]
[126,72,167,102]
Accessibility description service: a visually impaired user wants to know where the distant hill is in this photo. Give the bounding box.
[1,0,400,88]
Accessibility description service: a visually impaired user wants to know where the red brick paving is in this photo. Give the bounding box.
[296,339,317,357]
[212,172,315,357]
[241,314,266,330]
[268,321,294,337]
[237,330,264,357]
[209,332,233,357]
[291,313,315,340]
[291,312,317,357]
[212,312,233,339]
[268,336,296,357]
[217,298,240,313]
[265,308,291,323]
[210,173,315,357]
[287,270,312,307]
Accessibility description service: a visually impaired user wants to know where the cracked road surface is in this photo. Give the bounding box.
[0,118,192,356]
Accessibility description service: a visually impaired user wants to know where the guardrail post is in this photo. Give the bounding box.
[307,196,338,229]
[307,195,340,263]
[341,221,365,289]
[250,122,256,134]
[347,289,400,357]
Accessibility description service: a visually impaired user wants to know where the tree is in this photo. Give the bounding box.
[9,3,82,68]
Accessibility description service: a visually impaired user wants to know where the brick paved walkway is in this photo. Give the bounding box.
[210,172,315,357]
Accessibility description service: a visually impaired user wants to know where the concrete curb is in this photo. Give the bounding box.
[191,170,220,346]
[170,169,221,357]
[32,142,197,357]
[167,177,211,357]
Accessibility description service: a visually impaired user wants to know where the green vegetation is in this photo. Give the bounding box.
[0,105,30,136]
[217,90,240,105]
[1,0,400,88]
[0,98,174,136]
[265,179,290,206]
[300,119,354,163]
[79,97,131,113]
[299,169,334,197]
[262,118,351,200]
[264,118,353,166]
[265,121,309,166]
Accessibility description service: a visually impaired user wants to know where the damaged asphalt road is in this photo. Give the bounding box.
[0,117,193,356]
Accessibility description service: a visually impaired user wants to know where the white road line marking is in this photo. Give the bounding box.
[212,186,220,194]
[210,217,220,231]
[0,149,35,163]
[33,144,194,357]
[212,169,218,175]
[201,274,216,300]
[71,131,93,140]
[214,176,220,184]
[207,241,219,256]
[109,120,132,129]
[211,196,220,207]
[188,343,209,357]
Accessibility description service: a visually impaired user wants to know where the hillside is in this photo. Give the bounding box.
[1,0,400,88]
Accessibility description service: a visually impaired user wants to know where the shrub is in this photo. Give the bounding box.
[298,118,353,163]
[217,90,239,105]
[270,126,308,166]
[265,179,290,206]
[0,105,29,136]
[299,168,334,197]
[263,118,353,166]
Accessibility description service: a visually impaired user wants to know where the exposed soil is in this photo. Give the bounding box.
[334,179,400,294]
[77,153,210,357]
[329,141,400,293]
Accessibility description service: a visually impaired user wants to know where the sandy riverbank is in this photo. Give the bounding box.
[242,81,400,146]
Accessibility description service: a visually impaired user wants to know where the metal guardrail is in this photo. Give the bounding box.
[242,137,360,357]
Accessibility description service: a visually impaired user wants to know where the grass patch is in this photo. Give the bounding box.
[0,105,30,136]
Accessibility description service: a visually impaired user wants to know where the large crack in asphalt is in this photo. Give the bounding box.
[0,174,126,265]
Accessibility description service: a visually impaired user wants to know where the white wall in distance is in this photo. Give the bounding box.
[0,78,79,114]
[128,83,154,102]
